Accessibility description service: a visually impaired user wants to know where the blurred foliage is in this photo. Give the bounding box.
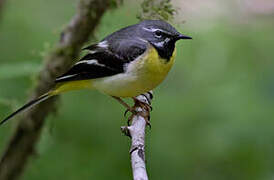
[0,0,274,180]
[109,0,124,9]
[137,0,175,21]
[0,62,41,79]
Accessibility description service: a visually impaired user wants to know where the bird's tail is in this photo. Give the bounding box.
[0,93,53,126]
[0,80,93,126]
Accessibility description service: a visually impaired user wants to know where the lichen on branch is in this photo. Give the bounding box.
[137,0,176,21]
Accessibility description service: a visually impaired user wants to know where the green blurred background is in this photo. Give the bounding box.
[0,0,274,179]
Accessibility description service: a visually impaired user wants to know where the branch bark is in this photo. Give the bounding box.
[121,92,153,180]
[122,0,176,179]
[0,1,113,179]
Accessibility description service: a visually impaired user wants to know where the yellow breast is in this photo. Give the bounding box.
[93,45,176,97]
[143,46,176,88]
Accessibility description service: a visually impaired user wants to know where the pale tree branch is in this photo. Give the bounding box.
[121,0,176,179]
[121,92,153,180]
[0,1,115,180]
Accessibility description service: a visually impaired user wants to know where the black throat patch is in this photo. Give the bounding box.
[152,42,175,61]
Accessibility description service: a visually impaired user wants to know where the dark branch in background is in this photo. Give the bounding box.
[0,0,5,19]
[0,0,118,179]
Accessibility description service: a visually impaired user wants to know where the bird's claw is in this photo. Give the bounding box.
[122,97,153,128]
[124,109,129,117]
[146,116,151,129]
[124,107,137,117]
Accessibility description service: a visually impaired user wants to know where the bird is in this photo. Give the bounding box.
[0,20,192,126]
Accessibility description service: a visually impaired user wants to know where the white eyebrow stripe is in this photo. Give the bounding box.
[142,27,170,34]
[142,27,160,32]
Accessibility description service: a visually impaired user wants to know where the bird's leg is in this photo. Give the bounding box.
[111,96,137,126]
[111,96,136,115]
[111,96,152,127]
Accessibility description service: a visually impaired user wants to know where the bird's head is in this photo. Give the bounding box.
[138,20,192,60]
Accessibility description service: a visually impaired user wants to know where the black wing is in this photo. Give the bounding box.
[55,39,147,83]
[55,50,124,82]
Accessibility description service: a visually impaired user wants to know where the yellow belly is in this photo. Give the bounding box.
[93,46,176,97]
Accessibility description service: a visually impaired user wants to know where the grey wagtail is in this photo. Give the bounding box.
[0,20,192,125]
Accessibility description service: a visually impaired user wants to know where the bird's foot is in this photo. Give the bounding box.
[111,95,152,128]
[132,97,152,128]
[123,108,137,126]
[133,97,152,112]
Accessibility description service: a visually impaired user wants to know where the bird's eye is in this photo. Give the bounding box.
[155,30,163,38]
